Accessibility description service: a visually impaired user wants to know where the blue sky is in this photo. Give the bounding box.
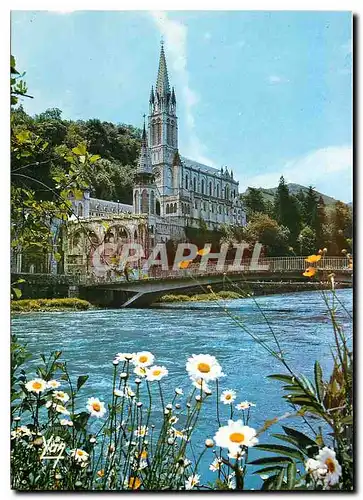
[11,10,352,202]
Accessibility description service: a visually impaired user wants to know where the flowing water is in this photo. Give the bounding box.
[12,289,352,490]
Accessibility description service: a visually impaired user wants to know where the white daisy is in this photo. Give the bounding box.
[221,389,237,405]
[169,416,179,425]
[306,447,342,487]
[132,351,155,367]
[214,420,258,454]
[60,418,73,427]
[11,426,32,439]
[53,390,70,403]
[186,354,223,382]
[209,458,222,472]
[115,352,136,362]
[192,377,211,394]
[185,473,200,490]
[71,448,89,463]
[47,380,61,389]
[55,404,70,415]
[25,378,47,394]
[146,365,168,382]
[235,401,256,411]
[134,425,148,438]
[170,427,188,441]
[134,365,147,378]
[87,397,107,418]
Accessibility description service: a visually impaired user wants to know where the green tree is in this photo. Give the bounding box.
[298,225,316,255]
[241,187,266,218]
[245,212,290,257]
[273,176,302,247]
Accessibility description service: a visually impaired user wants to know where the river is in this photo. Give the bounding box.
[12,289,352,490]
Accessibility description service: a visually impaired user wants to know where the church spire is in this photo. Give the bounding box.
[137,115,152,175]
[156,41,170,97]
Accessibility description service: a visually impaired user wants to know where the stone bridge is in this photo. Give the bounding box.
[76,256,352,307]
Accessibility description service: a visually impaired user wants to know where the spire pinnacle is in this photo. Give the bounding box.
[156,42,170,96]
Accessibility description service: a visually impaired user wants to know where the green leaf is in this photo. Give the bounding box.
[249,456,293,466]
[282,426,317,449]
[314,361,324,402]
[53,252,62,262]
[254,444,305,462]
[268,374,294,383]
[286,461,296,490]
[253,466,284,475]
[274,467,285,490]
[77,375,89,391]
[12,287,22,299]
[72,143,87,156]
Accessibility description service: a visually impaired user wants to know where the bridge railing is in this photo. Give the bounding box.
[74,256,351,285]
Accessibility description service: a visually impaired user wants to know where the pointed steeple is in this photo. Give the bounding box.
[171,87,176,105]
[156,41,170,97]
[137,115,152,175]
[149,85,155,104]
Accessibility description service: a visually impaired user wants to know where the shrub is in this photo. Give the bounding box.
[11,298,91,312]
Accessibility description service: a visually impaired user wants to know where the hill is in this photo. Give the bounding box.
[242,183,347,207]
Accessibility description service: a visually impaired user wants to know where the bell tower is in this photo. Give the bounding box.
[133,117,156,216]
[148,41,178,197]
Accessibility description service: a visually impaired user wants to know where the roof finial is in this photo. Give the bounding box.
[160,36,164,47]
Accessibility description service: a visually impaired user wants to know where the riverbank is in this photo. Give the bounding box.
[158,281,352,303]
[11,298,92,313]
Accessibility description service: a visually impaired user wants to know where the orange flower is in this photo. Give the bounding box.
[305,254,322,263]
[178,260,191,269]
[303,267,317,277]
[128,477,141,490]
[197,247,210,256]
[97,469,105,478]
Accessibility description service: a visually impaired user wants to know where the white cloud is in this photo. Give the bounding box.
[238,145,352,202]
[150,11,215,167]
[268,74,289,84]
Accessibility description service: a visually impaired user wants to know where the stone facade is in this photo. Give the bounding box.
[64,43,246,276]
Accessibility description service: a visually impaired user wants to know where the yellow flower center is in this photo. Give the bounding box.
[229,432,245,443]
[153,369,161,376]
[92,402,101,412]
[325,458,335,473]
[141,450,148,459]
[139,355,148,363]
[129,477,141,489]
[225,394,231,400]
[33,381,42,390]
[77,450,84,456]
[197,363,211,373]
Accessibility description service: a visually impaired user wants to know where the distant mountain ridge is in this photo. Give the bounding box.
[242,183,350,206]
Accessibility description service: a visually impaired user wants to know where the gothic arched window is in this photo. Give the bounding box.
[141,189,149,213]
[209,181,212,196]
[201,179,204,194]
[78,203,83,217]
[134,190,139,214]
[193,177,196,192]
[216,185,220,198]
[166,204,170,214]
[174,203,177,213]
[185,174,188,189]
[157,119,162,144]
[150,190,155,214]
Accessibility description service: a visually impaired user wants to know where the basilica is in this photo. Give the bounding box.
[65,43,247,275]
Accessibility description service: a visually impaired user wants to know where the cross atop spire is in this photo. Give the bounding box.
[156,42,170,96]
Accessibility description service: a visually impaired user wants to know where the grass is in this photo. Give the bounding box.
[11,298,91,312]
